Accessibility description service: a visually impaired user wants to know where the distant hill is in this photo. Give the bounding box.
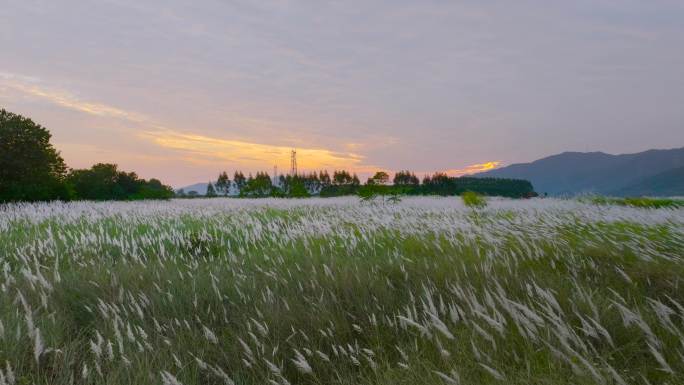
[475,147,684,196]
[177,183,208,195]
[611,166,684,197]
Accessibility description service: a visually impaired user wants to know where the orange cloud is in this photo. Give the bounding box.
[139,129,367,171]
[2,73,377,174]
[442,161,502,176]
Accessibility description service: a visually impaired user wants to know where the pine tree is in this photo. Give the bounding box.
[205,182,217,197]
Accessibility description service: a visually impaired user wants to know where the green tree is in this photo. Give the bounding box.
[241,172,272,197]
[0,109,70,202]
[205,182,217,197]
[67,163,173,200]
[333,170,353,185]
[67,163,121,200]
[393,170,419,186]
[368,171,389,185]
[234,171,246,192]
[319,170,362,197]
[132,178,174,199]
[319,170,331,187]
[215,171,230,196]
[288,177,310,198]
[302,172,320,193]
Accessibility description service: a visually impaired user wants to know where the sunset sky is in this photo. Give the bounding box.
[2,1,683,187]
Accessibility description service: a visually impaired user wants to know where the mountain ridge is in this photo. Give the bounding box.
[176,183,209,195]
[611,166,684,197]
[475,147,684,196]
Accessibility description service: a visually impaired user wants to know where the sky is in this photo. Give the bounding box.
[1,0,683,187]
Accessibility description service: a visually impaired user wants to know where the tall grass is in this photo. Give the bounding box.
[0,197,683,384]
[585,195,684,209]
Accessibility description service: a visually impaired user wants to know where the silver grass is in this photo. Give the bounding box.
[433,370,460,385]
[291,349,312,374]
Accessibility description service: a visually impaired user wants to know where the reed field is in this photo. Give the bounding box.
[1,197,683,385]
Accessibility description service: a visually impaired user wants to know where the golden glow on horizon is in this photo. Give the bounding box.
[140,129,366,171]
[2,72,504,180]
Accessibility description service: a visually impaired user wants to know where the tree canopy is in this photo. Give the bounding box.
[67,163,174,200]
[393,170,419,186]
[367,171,390,185]
[204,168,535,199]
[0,109,70,202]
[1,110,175,202]
[240,172,273,197]
[205,182,217,197]
[0,109,69,202]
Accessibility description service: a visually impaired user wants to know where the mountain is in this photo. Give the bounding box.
[611,166,684,197]
[475,147,684,196]
[177,183,208,195]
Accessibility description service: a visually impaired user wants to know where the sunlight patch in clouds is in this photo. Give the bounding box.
[140,130,366,171]
[1,72,372,173]
[2,71,502,179]
[443,161,502,176]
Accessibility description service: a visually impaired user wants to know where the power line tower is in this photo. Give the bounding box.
[290,149,297,176]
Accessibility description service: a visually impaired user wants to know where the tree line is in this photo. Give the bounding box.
[177,170,364,198]
[185,169,536,199]
[0,109,173,203]
[1,108,536,203]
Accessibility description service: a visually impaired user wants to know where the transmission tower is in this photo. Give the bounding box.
[290,149,297,176]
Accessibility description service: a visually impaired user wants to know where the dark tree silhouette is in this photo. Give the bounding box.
[319,170,331,188]
[205,182,217,197]
[393,170,419,186]
[241,172,272,197]
[67,163,174,200]
[367,171,390,185]
[319,170,361,196]
[215,171,230,196]
[0,109,69,202]
[332,170,353,185]
[233,171,246,192]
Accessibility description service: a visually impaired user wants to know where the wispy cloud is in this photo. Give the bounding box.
[1,71,503,178]
[1,74,146,121]
[0,71,40,83]
[1,72,370,171]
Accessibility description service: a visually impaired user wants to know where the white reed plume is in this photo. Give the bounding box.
[433,370,460,384]
[202,325,218,344]
[33,328,43,365]
[160,370,184,385]
[291,349,313,374]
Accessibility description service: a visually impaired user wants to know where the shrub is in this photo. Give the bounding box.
[462,191,487,208]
